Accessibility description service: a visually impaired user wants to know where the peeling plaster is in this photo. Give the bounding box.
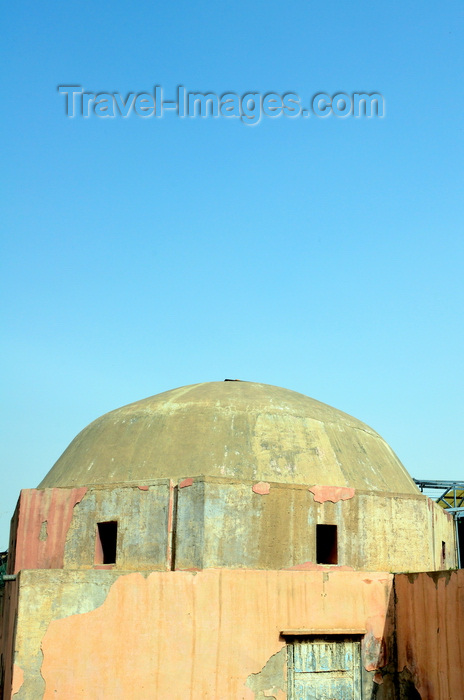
[308,484,355,503]
[11,665,24,696]
[179,478,194,488]
[15,567,461,700]
[365,612,389,646]
[14,487,88,572]
[137,485,149,491]
[362,629,386,671]
[72,489,88,507]
[12,570,115,700]
[245,647,287,699]
[37,569,390,698]
[252,482,271,495]
[39,521,48,542]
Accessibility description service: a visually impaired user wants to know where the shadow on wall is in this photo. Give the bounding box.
[375,570,463,700]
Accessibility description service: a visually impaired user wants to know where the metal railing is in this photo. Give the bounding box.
[414,479,464,568]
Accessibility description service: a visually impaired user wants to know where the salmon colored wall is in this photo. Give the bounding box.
[6,569,464,699]
[11,569,393,699]
[12,489,87,573]
[394,570,464,700]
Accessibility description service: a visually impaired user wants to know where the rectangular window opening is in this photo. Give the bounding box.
[458,521,464,569]
[441,540,446,563]
[316,524,338,565]
[95,521,118,565]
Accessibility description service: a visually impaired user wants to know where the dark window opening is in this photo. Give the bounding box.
[458,521,464,569]
[316,524,338,565]
[96,521,118,565]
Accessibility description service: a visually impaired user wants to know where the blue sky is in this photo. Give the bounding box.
[1,0,463,547]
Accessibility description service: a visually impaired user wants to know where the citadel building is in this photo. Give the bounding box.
[1,380,463,699]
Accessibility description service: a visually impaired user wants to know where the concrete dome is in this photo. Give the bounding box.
[38,381,418,493]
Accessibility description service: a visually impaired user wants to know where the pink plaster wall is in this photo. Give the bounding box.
[395,570,464,700]
[40,570,392,699]
[308,485,355,503]
[13,488,87,572]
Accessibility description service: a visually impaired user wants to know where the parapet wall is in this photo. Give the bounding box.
[176,478,455,572]
[2,568,464,699]
[8,480,456,574]
[4,569,394,699]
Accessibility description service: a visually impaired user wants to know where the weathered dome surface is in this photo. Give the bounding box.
[38,381,418,493]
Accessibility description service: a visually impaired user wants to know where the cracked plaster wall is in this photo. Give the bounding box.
[176,479,455,572]
[5,569,464,699]
[7,569,393,699]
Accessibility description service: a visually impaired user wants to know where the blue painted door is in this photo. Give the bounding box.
[288,637,362,700]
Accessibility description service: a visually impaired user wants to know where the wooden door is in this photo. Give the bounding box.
[287,636,362,700]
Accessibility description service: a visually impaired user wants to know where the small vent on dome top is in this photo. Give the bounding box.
[224,379,242,381]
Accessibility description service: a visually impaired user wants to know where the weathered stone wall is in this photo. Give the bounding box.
[9,481,456,575]
[10,485,172,574]
[176,478,455,572]
[63,482,171,570]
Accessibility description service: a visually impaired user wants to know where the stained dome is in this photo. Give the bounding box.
[38,381,418,494]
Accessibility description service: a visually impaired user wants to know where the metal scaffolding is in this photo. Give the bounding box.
[414,479,464,569]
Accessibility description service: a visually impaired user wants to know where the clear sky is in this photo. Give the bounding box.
[1,1,463,547]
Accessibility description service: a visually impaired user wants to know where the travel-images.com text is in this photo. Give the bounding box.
[58,86,385,124]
